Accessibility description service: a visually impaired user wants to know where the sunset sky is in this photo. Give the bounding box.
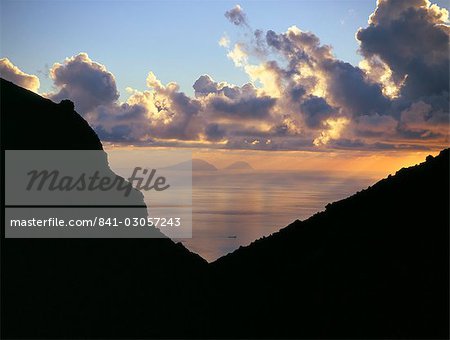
[1,0,448,171]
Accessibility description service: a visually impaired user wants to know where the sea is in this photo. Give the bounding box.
[177,169,379,262]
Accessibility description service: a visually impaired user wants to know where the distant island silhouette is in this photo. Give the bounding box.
[224,161,253,170]
[165,158,218,171]
[1,78,448,339]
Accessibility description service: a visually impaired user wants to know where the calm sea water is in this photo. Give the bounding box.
[177,170,379,262]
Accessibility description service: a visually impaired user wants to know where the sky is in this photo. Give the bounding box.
[1,0,449,164]
[1,0,384,96]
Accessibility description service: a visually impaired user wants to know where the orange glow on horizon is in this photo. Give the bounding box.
[104,143,443,179]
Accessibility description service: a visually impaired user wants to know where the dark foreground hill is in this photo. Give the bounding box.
[1,78,449,339]
[0,78,207,339]
[208,147,449,338]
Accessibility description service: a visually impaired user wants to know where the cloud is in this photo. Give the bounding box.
[320,59,390,116]
[225,5,248,27]
[192,75,214,95]
[45,53,203,143]
[218,34,230,48]
[192,74,276,120]
[399,100,449,137]
[300,96,338,129]
[99,72,202,142]
[244,61,283,97]
[193,74,234,97]
[216,0,448,149]
[94,103,151,142]
[48,53,119,115]
[263,26,389,117]
[204,123,227,141]
[0,58,40,92]
[227,43,248,67]
[354,113,398,137]
[9,0,445,151]
[358,57,402,99]
[313,117,349,146]
[357,0,449,100]
[209,93,276,119]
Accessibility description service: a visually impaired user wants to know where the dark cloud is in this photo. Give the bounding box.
[265,27,389,117]
[300,96,337,128]
[192,74,277,120]
[290,85,306,101]
[331,138,366,149]
[353,113,398,138]
[93,103,151,142]
[204,123,227,141]
[225,5,248,27]
[398,100,449,138]
[47,55,203,142]
[210,95,276,119]
[193,75,221,96]
[320,59,390,115]
[266,28,328,61]
[193,74,240,99]
[155,90,202,140]
[96,124,144,143]
[48,53,119,115]
[19,0,447,151]
[329,139,431,151]
[357,0,449,100]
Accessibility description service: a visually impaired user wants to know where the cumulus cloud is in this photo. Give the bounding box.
[10,0,446,151]
[214,0,448,150]
[357,0,449,100]
[355,0,449,147]
[209,92,276,119]
[227,43,248,67]
[263,25,390,117]
[94,102,151,142]
[193,74,230,97]
[313,117,350,146]
[300,96,338,129]
[192,75,276,120]
[48,53,119,115]
[204,123,227,141]
[354,113,398,137]
[399,101,449,137]
[225,5,248,27]
[96,72,202,142]
[0,58,40,92]
[42,53,203,143]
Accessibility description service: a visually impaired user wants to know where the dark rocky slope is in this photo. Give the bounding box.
[1,78,448,339]
[208,149,449,339]
[1,78,207,339]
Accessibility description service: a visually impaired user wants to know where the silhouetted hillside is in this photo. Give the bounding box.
[209,149,449,339]
[1,78,448,339]
[1,78,207,339]
[1,78,102,150]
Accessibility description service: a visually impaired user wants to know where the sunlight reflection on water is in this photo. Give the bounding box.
[172,170,379,262]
